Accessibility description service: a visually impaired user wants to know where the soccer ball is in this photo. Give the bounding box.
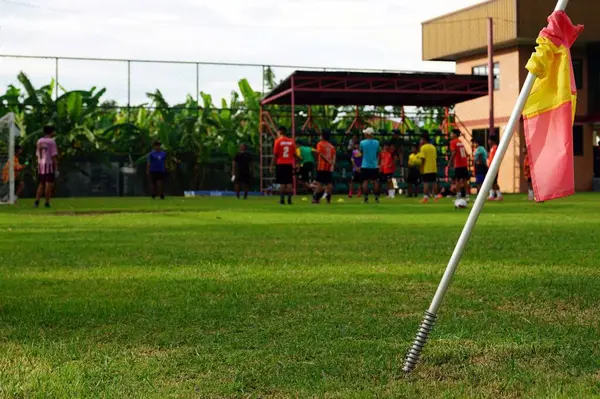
[454,198,468,209]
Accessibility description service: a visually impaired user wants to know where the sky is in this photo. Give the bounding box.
[0,0,482,105]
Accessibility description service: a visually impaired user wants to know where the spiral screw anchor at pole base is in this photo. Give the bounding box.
[402,311,437,374]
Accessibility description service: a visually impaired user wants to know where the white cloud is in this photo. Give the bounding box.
[0,0,482,103]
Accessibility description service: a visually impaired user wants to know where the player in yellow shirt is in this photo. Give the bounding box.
[407,144,422,197]
[418,134,438,203]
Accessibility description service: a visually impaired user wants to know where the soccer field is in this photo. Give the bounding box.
[0,195,599,398]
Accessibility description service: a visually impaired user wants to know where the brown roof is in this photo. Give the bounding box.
[261,71,489,107]
[422,0,599,61]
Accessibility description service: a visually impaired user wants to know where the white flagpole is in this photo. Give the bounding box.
[402,0,570,374]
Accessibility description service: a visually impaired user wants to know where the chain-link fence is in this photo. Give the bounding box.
[0,54,404,107]
[0,54,422,197]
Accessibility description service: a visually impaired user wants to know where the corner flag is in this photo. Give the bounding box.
[402,0,582,374]
[523,11,583,202]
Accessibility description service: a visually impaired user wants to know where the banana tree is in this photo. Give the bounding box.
[9,74,111,177]
[238,78,262,147]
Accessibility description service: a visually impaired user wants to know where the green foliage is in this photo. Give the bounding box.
[0,72,265,189]
[1,70,453,189]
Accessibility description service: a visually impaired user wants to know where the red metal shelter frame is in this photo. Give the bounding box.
[259,70,489,193]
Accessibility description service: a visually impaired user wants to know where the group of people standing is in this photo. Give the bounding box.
[266,126,513,204]
[2,125,532,204]
[405,132,504,203]
[269,126,446,205]
[232,126,541,204]
[348,128,398,201]
[347,129,441,204]
[269,127,336,205]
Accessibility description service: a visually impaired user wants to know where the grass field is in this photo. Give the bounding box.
[1,195,599,398]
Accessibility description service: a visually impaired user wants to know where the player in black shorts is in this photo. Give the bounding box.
[407,145,421,197]
[147,141,168,200]
[349,142,363,198]
[233,143,253,199]
[313,130,336,204]
[271,127,297,205]
[296,141,317,193]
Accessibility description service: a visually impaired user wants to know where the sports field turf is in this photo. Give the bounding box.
[0,195,599,398]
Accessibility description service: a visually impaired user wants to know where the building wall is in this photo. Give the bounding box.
[455,48,522,193]
[575,125,595,192]
[455,46,594,193]
[456,48,521,121]
[572,47,589,117]
[422,0,599,194]
[422,0,517,61]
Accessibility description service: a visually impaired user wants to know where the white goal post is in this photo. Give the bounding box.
[0,112,18,205]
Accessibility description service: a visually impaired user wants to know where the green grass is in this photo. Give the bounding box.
[1,195,600,398]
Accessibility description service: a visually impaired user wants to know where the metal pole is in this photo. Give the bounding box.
[127,61,131,123]
[260,105,264,194]
[402,0,571,374]
[488,17,495,138]
[291,76,297,196]
[54,58,59,101]
[262,65,266,96]
[196,63,200,114]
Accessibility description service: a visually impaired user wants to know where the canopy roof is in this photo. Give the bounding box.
[261,70,489,107]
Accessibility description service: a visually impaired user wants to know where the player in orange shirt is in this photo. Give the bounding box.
[270,126,297,205]
[487,136,503,201]
[379,142,397,199]
[313,130,336,204]
[449,131,470,200]
[2,145,26,201]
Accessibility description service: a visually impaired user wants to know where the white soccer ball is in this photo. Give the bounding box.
[454,198,468,209]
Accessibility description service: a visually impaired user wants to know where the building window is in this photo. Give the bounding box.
[472,62,500,90]
[573,125,584,156]
[572,59,583,90]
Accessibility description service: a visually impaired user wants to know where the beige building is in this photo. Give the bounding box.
[423,0,600,193]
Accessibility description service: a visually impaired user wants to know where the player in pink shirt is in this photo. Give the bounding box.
[35,126,58,208]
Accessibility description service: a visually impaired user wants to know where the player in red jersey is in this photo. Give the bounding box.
[487,136,503,201]
[379,142,397,199]
[449,130,470,199]
[270,127,297,205]
[313,130,336,204]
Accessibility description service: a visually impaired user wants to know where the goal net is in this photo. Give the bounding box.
[0,113,18,205]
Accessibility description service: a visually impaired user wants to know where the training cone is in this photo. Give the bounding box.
[337,198,345,203]
[301,197,308,201]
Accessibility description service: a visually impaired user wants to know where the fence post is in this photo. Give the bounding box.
[196,63,200,115]
[54,58,59,101]
[262,65,265,96]
[127,60,131,123]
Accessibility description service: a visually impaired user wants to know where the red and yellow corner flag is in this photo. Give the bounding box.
[523,11,583,202]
